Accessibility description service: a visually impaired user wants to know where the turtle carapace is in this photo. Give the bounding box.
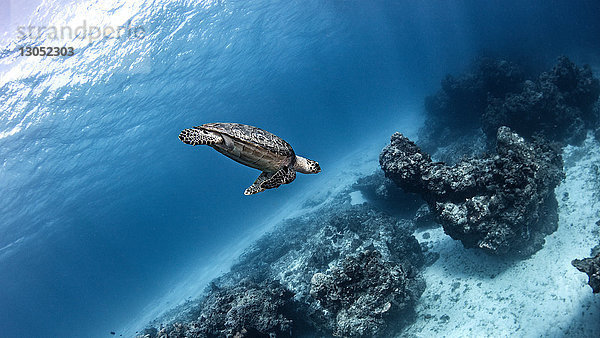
[179,123,321,195]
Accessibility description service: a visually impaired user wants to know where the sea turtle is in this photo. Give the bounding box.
[179,123,321,195]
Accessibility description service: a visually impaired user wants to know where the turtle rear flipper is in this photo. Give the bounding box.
[244,167,296,195]
[179,127,223,146]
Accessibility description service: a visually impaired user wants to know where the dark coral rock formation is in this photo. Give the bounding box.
[418,58,524,156]
[310,250,424,337]
[572,253,600,293]
[380,126,564,256]
[419,56,600,159]
[425,58,524,129]
[484,56,600,145]
[573,221,600,294]
[151,280,294,337]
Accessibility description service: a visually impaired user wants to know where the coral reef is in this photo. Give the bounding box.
[418,58,524,156]
[310,250,424,337]
[380,126,564,256]
[147,281,294,338]
[141,202,427,337]
[223,204,426,336]
[419,56,600,159]
[424,58,524,131]
[484,56,600,145]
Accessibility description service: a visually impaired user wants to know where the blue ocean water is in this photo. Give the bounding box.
[1,1,599,337]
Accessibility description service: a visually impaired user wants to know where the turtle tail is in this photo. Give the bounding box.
[179,127,223,146]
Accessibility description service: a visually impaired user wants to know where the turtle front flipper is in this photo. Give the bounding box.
[244,172,270,195]
[179,127,223,146]
[244,167,297,195]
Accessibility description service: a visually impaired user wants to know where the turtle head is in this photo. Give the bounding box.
[294,156,321,174]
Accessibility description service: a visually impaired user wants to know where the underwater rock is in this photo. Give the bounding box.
[572,222,600,294]
[310,250,425,337]
[149,280,294,338]
[418,57,524,156]
[419,56,600,159]
[484,56,600,145]
[380,126,564,256]
[572,253,600,293]
[426,58,524,128]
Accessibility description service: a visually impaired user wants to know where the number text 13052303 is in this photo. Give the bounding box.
[19,47,75,56]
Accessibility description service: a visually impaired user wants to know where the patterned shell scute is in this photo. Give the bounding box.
[199,123,295,157]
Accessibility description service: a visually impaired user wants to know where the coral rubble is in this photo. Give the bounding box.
[380,126,564,256]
